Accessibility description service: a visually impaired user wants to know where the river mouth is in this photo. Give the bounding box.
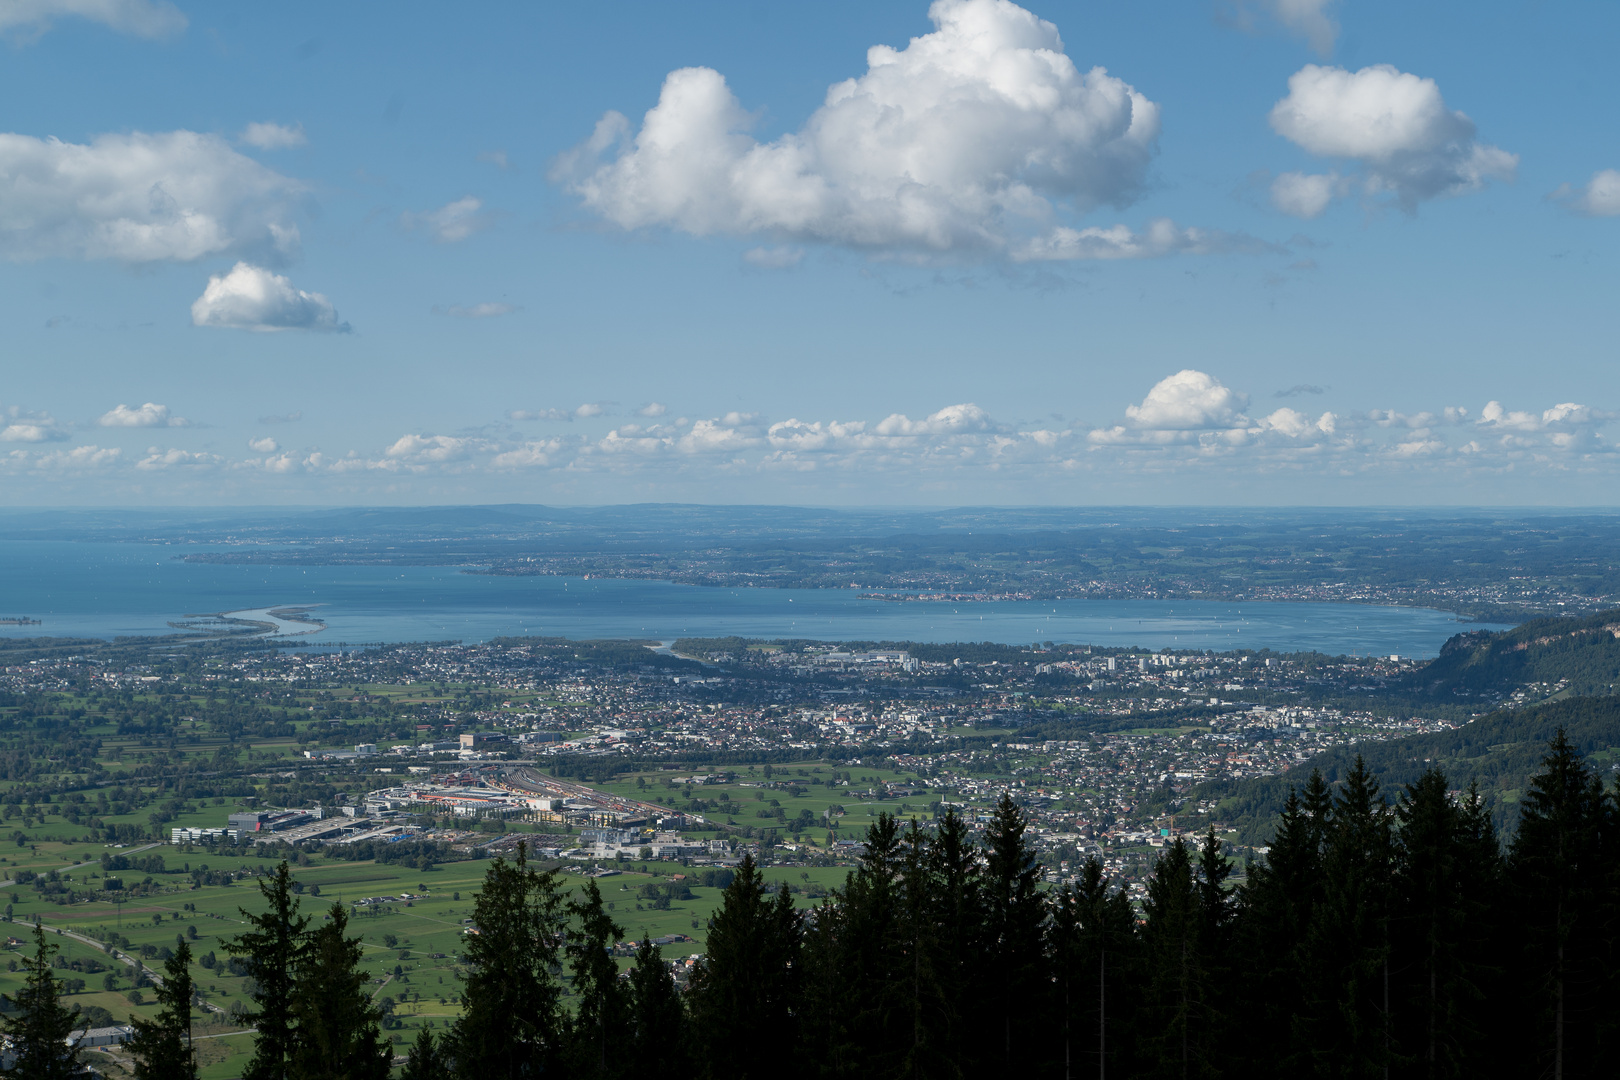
[170,606,327,637]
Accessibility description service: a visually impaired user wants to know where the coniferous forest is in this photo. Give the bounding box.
[2,732,1615,1080]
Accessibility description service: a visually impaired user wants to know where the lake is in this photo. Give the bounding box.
[0,540,1507,656]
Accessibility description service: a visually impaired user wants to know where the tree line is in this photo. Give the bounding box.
[2,731,1615,1079]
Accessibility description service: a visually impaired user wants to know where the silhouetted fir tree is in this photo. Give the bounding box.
[1301,757,1396,1079]
[981,794,1046,1075]
[625,937,686,1074]
[0,925,86,1080]
[288,904,389,1080]
[450,842,567,1080]
[819,812,907,1078]
[1049,856,1136,1080]
[893,817,952,1080]
[228,862,310,1080]
[1234,783,1319,1075]
[1506,729,1614,1078]
[1390,769,1499,1078]
[564,879,629,1079]
[910,809,983,1080]
[125,939,199,1080]
[400,1029,448,1080]
[687,853,802,1080]
[1141,837,1223,1079]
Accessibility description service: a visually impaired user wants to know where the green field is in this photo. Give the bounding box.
[0,837,872,1080]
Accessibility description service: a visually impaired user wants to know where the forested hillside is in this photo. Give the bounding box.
[1402,607,1620,699]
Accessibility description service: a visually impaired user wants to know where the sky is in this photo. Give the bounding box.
[1,0,1617,507]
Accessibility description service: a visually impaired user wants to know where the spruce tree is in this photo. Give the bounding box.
[288,903,390,1080]
[1300,757,1395,1078]
[821,812,906,1077]
[125,939,199,1080]
[1235,773,1329,1074]
[1506,730,1612,1078]
[687,853,802,1080]
[450,842,567,1080]
[894,816,957,1080]
[227,862,310,1080]
[1391,769,1500,1078]
[912,808,983,1079]
[1049,856,1136,1080]
[1141,837,1221,1079]
[400,1029,448,1080]
[981,794,1046,1074]
[564,879,629,1079]
[625,937,686,1074]
[0,925,85,1080]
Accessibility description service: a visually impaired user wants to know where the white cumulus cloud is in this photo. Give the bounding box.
[98,402,189,428]
[0,0,185,41]
[191,262,348,333]
[247,436,278,453]
[555,0,1169,261]
[385,434,482,466]
[1269,64,1516,214]
[1125,370,1249,430]
[638,403,668,418]
[1552,169,1620,217]
[239,122,307,150]
[0,130,304,262]
[36,444,120,469]
[136,447,220,470]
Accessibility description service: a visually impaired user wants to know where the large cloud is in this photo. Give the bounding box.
[191,263,348,333]
[1090,370,1341,448]
[0,0,185,41]
[555,0,1168,260]
[0,131,304,262]
[1268,64,1516,216]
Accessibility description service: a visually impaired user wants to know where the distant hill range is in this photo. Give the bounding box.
[1401,608,1620,700]
[1216,612,1620,840]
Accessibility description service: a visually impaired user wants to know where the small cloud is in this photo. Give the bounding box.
[1270,171,1338,219]
[1275,384,1326,398]
[401,196,492,243]
[1551,169,1620,217]
[36,445,121,469]
[0,0,186,41]
[136,447,221,470]
[239,122,307,150]
[743,246,803,269]
[191,262,349,333]
[574,403,607,419]
[248,436,279,453]
[638,402,668,418]
[508,409,566,422]
[99,402,190,428]
[478,150,514,171]
[433,302,520,318]
[258,411,302,424]
[1269,65,1516,213]
[1219,0,1339,57]
[45,315,71,328]
[0,408,68,442]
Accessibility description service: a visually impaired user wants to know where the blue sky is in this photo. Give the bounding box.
[1,0,1616,506]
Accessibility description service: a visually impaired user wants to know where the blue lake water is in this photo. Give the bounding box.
[0,540,1508,657]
